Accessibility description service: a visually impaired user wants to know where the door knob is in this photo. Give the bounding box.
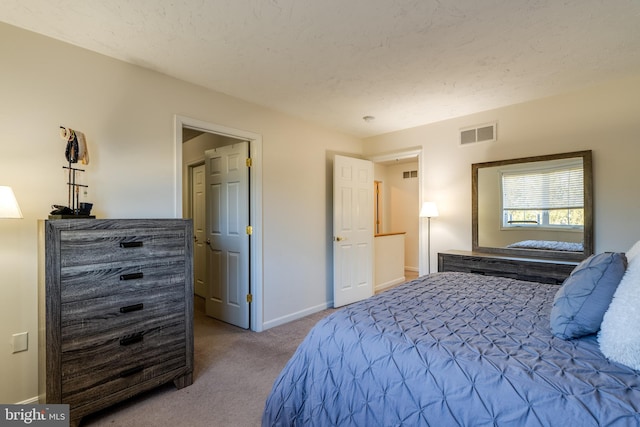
[335,236,345,242]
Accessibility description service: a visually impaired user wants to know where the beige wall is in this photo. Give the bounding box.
[364,74,640,271]
[0,23,362,404]
[387,161,419,271]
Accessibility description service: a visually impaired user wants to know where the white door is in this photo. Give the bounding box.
[205,142,250,329]
[192,164,207,298]
[333,155,374,307]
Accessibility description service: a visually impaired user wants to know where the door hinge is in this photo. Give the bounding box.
[246,158,252,167]
[246,293,253,303]
[246,225,253,235]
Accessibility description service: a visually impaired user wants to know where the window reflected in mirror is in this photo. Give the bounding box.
[501,157,584,229]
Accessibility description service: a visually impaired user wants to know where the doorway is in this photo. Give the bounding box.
[368,148,425,277]
[175,115,264,332]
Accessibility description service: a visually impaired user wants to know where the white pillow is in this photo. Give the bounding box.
[625,240,640,265]
[598,258,640,369]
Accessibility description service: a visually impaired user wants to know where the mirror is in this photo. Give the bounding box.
[472,150,593,261]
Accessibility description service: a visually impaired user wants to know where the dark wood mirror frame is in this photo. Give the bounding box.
[472,150,593,262]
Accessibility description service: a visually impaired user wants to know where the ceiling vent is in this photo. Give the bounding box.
[460,122,497,145]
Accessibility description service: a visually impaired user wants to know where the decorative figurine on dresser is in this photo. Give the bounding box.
[38,219,194,427]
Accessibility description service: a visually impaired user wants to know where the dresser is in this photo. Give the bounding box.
[438,250,579,285]
[38,219,194,426]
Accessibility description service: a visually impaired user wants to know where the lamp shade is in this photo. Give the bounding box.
[0,186,23,218]
[419,201,439,218]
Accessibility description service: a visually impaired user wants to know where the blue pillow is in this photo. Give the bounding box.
[551,252,627,340]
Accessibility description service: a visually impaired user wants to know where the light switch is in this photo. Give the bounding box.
[12,332,28,353]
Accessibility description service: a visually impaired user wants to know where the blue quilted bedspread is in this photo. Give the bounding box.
[262,272,640,426]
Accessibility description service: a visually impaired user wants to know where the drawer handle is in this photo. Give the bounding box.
[119,366,144,377]
[119,303,144,313]
[120,241,143,248]
[120,272,144,281]
[120,333,144,346]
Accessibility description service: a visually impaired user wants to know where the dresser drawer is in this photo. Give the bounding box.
[440,255,521,277]
[63,356,188,408]
[60,259,186,303]
[59,228,187,267]
[60,321,187,406]
[61,286,185,341]
[61,316,185,376]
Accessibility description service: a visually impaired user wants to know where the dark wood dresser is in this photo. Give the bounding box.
[38,219,194,427]
[438,250,579,285]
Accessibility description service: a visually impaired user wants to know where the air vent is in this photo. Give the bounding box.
[403,170,418,179]
[460,122,497,145]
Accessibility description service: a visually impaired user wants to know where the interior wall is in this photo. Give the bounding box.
[386,162,419,271]
[0,22,362,404]
[363,74,640,268]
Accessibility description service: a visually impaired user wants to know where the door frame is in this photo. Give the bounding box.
[174,115,264,332]
[367,147,426,276]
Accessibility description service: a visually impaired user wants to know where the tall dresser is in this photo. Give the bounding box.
[38,219,194,427]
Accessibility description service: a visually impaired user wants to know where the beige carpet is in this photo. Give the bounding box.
[82,298,336,427]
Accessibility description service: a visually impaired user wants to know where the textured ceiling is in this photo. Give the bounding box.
[1,0,639,137]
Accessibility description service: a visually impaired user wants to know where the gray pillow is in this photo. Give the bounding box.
[550,252,627,340]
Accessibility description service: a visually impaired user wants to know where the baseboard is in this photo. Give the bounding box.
[16,396,39,404]
[262,301,332,330]
[375,277,405,292]
[404,266,418,272]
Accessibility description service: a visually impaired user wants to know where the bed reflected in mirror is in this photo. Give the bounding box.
[472,150,593,261]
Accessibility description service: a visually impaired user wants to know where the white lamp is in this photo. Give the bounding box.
[420,202,439,274]
[0,186,23,218]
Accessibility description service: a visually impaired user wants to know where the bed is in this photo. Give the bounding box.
[262,272,640,426]
[506,239,584,252]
